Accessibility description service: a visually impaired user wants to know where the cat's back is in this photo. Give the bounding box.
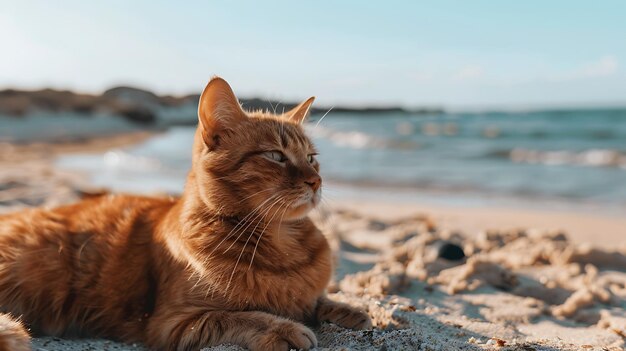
[0,194,176,338]
[0,193,176,244]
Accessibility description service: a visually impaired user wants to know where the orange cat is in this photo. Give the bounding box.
[0,77,371,351]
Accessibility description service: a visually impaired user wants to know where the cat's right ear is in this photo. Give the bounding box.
[197,77,246,149]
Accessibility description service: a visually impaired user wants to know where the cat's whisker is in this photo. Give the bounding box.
[230,188,275,206]
[194,189,271,241]
[189,270,204,289]
[240,202,286,280]
[314,106,334,129]
[209,270,227,299]
[266,98,276,115]
[316,197,334,220]
[247,198,286,242]
[224,196,286,297]
[269,198,292,250]
[246,199,289,272]
[319,193,336,207]
[312,204,332,229]
[206,175,231,182]
[210,188,274,228]
[281,117,285,140]
[222,195,285,255]
[205,193,280,261]
[235,198,285,265]
[320,195,333,206]
[318,187,337,196]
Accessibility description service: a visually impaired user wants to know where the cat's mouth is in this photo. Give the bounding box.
[289,190,321,212]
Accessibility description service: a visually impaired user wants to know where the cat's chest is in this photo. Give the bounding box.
[235,258,331,319]
[194,237,332,320]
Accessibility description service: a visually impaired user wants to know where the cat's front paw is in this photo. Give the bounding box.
[326,305,372,330]
[252,320,317,351]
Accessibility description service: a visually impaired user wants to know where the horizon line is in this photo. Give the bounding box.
[2,83,626,114]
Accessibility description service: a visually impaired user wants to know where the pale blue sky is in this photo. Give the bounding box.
[1,0,625,109]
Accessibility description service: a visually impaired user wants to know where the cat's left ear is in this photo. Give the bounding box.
[284,97,315,124]
[197,77,246,148]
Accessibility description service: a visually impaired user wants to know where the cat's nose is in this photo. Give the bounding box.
[304,175,321,192]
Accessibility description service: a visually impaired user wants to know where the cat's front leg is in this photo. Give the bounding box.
[315,296,372,330]
[146,309,317,351]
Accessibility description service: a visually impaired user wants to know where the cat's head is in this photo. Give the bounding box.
[189,77,321,222]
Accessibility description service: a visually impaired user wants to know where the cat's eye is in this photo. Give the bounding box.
[263,151,288,163]
[307,154,317,164]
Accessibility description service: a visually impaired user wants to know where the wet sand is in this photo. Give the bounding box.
[331,199,626,249]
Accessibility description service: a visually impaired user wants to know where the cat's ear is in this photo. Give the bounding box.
[284,96,315,124]
[198,77,246,148]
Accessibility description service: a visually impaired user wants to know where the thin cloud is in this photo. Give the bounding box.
[454,65,485,81]
[548,55,619,82]
[581,55,619,77]
[411,70,434,82]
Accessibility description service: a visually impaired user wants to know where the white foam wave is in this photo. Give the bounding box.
[510,148,626,169]
[306,125,419,150]
[103,150,162,170]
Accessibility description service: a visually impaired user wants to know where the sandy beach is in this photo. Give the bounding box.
[0,138,623,351]
[23,197,626,351]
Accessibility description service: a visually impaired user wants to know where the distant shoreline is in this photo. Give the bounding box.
[0,86,444,124]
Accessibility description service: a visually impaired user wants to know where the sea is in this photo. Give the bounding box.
[4,108,626,210]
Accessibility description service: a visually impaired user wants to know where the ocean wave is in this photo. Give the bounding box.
[103,150,162,170]
[306,125,421,150]
[479,129,624,140]
[504,148,626,169]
